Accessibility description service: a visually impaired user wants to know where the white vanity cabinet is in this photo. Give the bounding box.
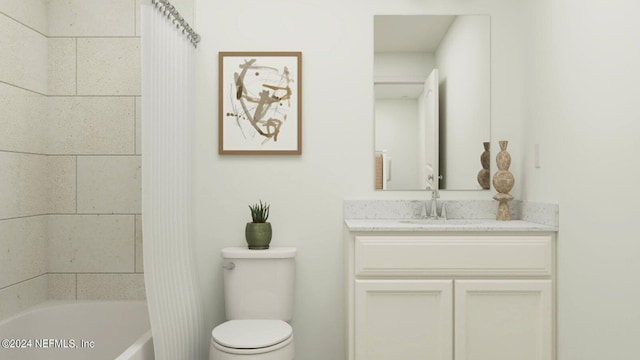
[347,233,556,360]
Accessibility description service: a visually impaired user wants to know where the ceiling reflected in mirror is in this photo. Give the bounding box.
[375,15,455,53]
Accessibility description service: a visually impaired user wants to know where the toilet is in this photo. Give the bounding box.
[210,247,296,360]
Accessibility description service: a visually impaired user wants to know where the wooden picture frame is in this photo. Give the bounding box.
[218,51,302,154]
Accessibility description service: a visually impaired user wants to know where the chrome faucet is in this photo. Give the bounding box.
[423,187,447,220]
[429,188,439,219]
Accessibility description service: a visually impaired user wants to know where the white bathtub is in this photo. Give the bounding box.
[0,301,154,360]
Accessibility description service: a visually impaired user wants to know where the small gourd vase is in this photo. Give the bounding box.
[492,141,515,220]
[476,142,490,190]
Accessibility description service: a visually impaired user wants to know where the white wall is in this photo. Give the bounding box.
[374,54,433,190]
[194,0,529,358]
[522,0,640,359]
[375,98,421,189]
[435,15,491,190]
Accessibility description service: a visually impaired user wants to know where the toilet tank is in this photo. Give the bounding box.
[221,247,296,321]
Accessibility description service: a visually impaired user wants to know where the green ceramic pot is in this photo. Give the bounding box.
[245,222,272,250]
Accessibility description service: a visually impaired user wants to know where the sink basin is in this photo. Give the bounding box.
[399,219,488,225]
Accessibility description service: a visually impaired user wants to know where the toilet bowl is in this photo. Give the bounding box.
[210,319,294,360]
[209,247,297,360]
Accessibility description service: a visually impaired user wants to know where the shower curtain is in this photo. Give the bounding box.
[141,1,204,359]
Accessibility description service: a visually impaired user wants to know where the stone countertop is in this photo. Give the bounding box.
[344,218,558,232]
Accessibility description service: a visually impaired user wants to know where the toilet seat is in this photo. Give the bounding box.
[211,320,293,355]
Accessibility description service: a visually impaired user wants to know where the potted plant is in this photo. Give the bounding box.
[246,200,272,249]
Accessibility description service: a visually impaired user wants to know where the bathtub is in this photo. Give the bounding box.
[0,301,154,360]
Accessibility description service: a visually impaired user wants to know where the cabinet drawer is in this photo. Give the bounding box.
[355,235,553,277]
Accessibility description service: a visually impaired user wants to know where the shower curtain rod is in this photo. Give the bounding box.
[151,0,201,47]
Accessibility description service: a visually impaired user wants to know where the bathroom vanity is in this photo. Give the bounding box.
[344,202,558,360]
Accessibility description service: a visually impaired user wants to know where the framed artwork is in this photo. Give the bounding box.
[219,51,302,154]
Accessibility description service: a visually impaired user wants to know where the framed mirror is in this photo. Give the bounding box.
[374,15,491,191]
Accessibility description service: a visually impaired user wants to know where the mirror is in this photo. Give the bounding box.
[374,15,491,191]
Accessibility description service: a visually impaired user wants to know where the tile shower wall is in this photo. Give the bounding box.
[45,0,143,302]
[0,1,50,320]
[0,0,143,320]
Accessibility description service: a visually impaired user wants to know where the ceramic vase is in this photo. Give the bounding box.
[492,141,515,220]
[245,222,272,249]
[477,142,490,190]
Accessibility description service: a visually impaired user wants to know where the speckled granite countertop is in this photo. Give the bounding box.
[343,200,559,233]
[344,218,558,232]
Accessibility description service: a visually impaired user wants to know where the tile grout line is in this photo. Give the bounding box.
[72,36,79,221]
[51,154,141,157]
[0,273,48,291]
[0,83,140,98]
[2,79,138,98]
[133,0,137,36]
[0,80,47,96]
[0,151,140,157]
[1,213,142,222]
[0,11,47,37]
[0,12,140,40]
[0,149,48,156]
[75,38,78,95]
[0,214,48,222]
[133,215,137,273]
[75,155,78,214]
[49,272,141,275]
[47,35,140,39]
[47,94,142,97]
[134,97,137,154]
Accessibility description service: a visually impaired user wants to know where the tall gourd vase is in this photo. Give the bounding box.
[477,142,490,190]
[492,141,514,220]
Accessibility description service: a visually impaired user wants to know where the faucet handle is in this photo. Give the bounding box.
[431,188,440,199]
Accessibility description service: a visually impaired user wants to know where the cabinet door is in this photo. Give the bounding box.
[455,280,553,360]
[355,280,453,360]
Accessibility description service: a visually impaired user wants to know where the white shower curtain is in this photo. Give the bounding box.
[141,1,204,359]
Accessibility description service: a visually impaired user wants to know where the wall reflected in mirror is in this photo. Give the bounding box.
[374,15,491,191]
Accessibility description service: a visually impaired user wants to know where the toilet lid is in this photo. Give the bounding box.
[212,320,292,349]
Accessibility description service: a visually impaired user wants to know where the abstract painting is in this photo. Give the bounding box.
[219,52,302,154]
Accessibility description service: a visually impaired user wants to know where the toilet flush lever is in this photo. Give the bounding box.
[222,262,235,270]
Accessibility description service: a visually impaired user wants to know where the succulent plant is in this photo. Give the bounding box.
[248,200,270,223]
